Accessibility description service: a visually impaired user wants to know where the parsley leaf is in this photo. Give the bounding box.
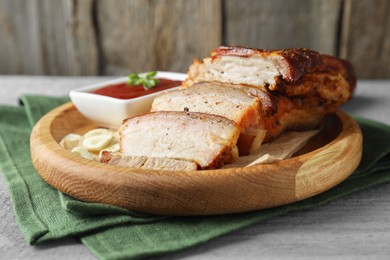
[127,71,160,90]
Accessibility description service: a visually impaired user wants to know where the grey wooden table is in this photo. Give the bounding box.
[1,77,389,260]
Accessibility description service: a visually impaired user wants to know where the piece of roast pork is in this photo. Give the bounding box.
[151,83,265,154]
[183,46,322,90]
[183,46,356,142]
[152,83,260,129]
[119,111,240,169]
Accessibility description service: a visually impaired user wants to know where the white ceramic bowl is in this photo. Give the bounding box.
[70,71,187,129]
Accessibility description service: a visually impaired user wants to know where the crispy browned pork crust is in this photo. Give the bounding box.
[184,46,356,142]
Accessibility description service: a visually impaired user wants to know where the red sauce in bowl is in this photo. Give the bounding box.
[92,78,182,99]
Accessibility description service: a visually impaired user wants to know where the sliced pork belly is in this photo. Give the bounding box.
[186,81,278,118]
[183,46,321,90]
[119,111,240,169]
[183,46,356,143]
[100,151,197,171]
[151,83,260,130]
[151,82,266,155]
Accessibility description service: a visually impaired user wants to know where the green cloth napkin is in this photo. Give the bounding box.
[0,95,390,260]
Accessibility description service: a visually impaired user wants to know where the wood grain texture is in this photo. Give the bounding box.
[223,0,342,55]
[30,103,362,216]
[1,0,389,78]
[0,0,42,74]
[0,0,98,75]
[340,0,390,78]
[97,0,222,75]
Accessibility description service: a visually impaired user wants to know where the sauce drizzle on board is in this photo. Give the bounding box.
[92,78,182,99]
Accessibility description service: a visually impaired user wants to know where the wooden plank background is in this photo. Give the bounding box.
[0,0,388,78]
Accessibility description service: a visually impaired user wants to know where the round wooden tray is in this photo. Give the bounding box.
[30,102,363,216]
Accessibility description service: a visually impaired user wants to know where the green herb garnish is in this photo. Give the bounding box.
[127,71,160,90]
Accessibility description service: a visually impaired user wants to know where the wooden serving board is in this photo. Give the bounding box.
[30,102,363,216]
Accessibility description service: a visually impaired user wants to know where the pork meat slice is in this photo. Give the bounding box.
[151,83,260,130]
[183,46,321,90]
[119,111,240,169]
[100,151,198,171]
